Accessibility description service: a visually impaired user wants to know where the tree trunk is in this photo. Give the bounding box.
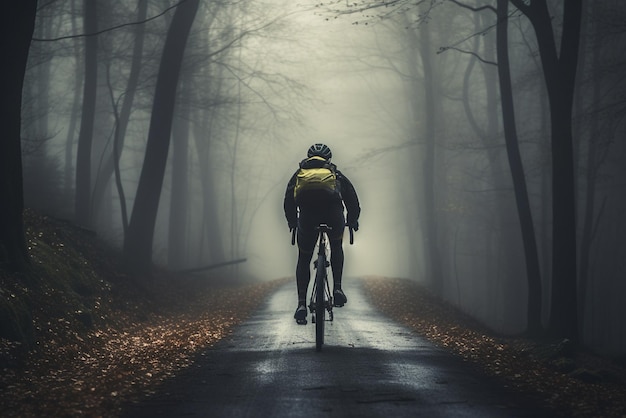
[0,1,38,271]
[194,105,225,265]
[511,0,583,341]
[416,10,443,292]
[74,0,98,227]
[123,0,200,275]
[33,13,52,143]
[577,0,602,334]
[481,16,507,323]
[64,0,83,209]
[496,0,543,335]
[104,62,130,235]
[401,17,424,279]
[168,79,191,269]
[92,0,147,225]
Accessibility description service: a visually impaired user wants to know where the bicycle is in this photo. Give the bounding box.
[291,223,354,351]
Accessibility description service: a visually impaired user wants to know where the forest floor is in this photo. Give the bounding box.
[1,210,625,417]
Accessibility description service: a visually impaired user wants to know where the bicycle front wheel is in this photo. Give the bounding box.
[315,253,325,351]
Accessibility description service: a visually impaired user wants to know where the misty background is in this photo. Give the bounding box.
[20,1,626,355]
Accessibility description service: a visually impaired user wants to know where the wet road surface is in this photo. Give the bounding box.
[121,279,551,417]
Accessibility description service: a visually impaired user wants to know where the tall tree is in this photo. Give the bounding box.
[458,7,529,329]
[64,0,83,207]
[509,0,583,341]
[167,78,191,269]
[123,0,200,274]
[399,9,444,290]
[92,0,148,226]
[74,0,99,227]
[417,8,444,293]
[495,0,542,335]
[0,1,38,271]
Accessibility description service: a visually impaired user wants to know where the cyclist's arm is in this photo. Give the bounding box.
[338,172,361,224]
[283,173,298,228]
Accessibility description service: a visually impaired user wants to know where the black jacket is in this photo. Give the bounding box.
[283,158,361,228]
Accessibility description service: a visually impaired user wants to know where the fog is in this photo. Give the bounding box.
[20,1,626,354]
[248,5,415,280]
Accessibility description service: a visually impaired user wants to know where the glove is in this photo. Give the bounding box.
[348,220,359,232]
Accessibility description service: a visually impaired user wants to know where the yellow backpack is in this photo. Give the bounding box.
[294,156,339,201]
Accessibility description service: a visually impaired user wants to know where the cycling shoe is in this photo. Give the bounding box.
[333,289,347,307]
[294,304,307,324]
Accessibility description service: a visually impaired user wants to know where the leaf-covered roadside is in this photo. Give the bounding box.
[361,276,626,418]
[0,283,283,417]
[0,210,286,417]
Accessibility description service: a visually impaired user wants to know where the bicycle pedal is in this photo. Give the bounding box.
[296,319,307,325]
[334,302,344,307]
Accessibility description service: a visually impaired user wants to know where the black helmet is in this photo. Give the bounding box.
[307,143,332,160]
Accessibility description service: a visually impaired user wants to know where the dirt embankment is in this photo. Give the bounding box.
[0,210,286,416]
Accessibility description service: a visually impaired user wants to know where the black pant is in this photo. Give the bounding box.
[295,201,345,303]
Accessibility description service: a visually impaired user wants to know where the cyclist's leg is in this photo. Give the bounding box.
[296,249,313,303]
[329,240,344,288]
[294,250,313,323]
[294,211,317,321]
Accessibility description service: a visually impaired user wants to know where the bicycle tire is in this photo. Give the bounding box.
[315,251,325,351]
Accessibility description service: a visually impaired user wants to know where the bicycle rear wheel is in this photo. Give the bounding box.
[315,252,325,351]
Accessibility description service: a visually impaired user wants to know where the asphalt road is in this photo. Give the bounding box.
[121,279,552,418]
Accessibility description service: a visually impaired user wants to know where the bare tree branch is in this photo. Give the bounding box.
[448,0,496,14]
[437,46,497,65]
[33,0,192,42]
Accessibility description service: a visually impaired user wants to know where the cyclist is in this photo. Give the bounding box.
[284,143,361,324]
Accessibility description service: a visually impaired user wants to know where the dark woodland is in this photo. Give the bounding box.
[2,1,626,416]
